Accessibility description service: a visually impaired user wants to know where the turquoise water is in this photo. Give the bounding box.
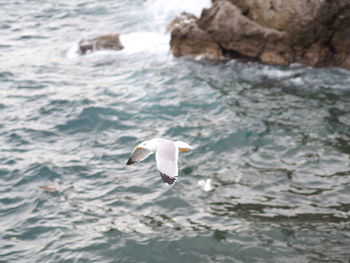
[1,1,350,262]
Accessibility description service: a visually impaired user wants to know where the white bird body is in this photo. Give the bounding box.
[126,138,193,185]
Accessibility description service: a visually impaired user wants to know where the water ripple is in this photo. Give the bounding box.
[1,0,350,262]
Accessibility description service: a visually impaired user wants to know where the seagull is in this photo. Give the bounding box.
[40,179,60,193]
[126,138,193,185]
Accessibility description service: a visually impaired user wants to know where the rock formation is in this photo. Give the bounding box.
[169,0,350,70]
[169,12,222,60]
[78,34,124,55]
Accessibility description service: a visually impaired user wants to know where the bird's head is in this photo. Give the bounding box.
[136,140,157,152]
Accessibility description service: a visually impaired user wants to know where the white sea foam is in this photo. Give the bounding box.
[67,0,211,58]
[198,179,213,192]
[66,32,170,60]
[119,32,170,54]
[66,43,80,60]
[261,67,297,79]
[145,0,211,25]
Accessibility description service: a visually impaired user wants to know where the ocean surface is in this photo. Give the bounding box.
[1,1,350,262]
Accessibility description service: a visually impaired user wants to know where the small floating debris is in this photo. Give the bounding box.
[198,179,213,191]
[40,179,60,193]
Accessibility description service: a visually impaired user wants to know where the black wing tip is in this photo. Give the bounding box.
[159,171,177,185]
[126,158,135,165]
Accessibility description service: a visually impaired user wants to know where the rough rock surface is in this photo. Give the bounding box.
[78,34,124,55]
[199,1,288,64]
[169,0,350,69]
[169,13,222,60]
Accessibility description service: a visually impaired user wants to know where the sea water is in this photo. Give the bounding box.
[1,0,350,262]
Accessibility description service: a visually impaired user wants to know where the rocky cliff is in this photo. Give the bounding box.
[169,0,350,70]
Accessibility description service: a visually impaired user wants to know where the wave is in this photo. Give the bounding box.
[66,0,211,59]
[145,0,211,23]
[120,32,170,54]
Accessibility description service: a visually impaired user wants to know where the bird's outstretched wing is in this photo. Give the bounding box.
[126,147,152,165]
[155,141,178,185]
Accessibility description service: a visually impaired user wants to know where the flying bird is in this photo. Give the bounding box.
[126,138,193,185]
